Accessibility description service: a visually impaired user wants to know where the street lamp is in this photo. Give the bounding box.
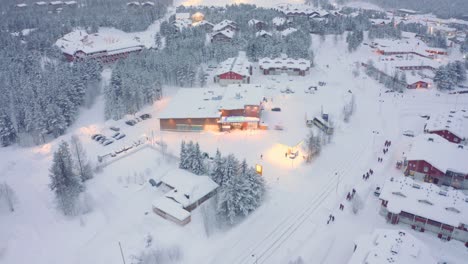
[372,130,380,149]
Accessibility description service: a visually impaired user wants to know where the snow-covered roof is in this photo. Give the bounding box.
[272,17,286,26]
[159,85,264,119]
[35,1,47,5]
[193,20,213,27]
[152,197,191,221]
[380,176,468,227]
[218,85,264,110]
[127,1,141,6]
[406,134,468,174]
[64,1,77,5]
[259,56,310,71]
[161,169,218,208]
[50,1,64,5]
[273,3,328,17]
[173,19,192,31]
[175,12,190,20]
[142,1,154,6]
[211,29,235,40]
[213,19,237,32]
[280,27,297,37]
[56,28,144,56]
[215,54,251,77]
[256,30,272,38]
[425,110,468,140]
[349,229,436,264]
[158,88,222,119]
[248,19,265,26]
[16,3,27,7]
[397,8,418,14]
[373,32,447,57]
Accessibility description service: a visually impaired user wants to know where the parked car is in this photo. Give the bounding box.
[115,133,126,140]
[112,132,120,138]
[271,107,281,112]
[126,120,137,126]
[402,130,414,137]
[140,113,152,120]
[92,134,103,140]
[103,139,114,146]
[274,124,284,130]
[318,81,326,86]
[374,186,381,197]
[110,126,120,132]
[98,136,107,143]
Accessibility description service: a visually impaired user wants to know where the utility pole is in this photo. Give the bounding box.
[118,242,126,264]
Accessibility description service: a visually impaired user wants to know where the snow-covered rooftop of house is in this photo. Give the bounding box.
[379,176,468,227]
[211,29,235,40]
[50,1,64,5]
[425,109,468,140]
[16,3,27,7]
[127,1,141,6]
[280,27,297,37]
[35,1,47,5]
[256,30,272,38]
[56,28,144,56]
[161,169,218,208]
[406,134,468,174]
[213,19,237,32]
[152,197,191,221]
[173,19,192,31]
[142,1,155,6]
[259,56,311,71]
[159,84,264,119]
[373,32,447,57]
[193,20,213,27]
[218,84,264,110]
[158,88,222,119]
[215,54,251,76]
[272,17,286,26]
[248,19,265,26]
[175,12,190,20]
[348,229,436,264]
[273,3,328,16]
[64,1,77,5]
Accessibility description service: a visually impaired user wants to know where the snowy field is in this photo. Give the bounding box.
[176,0,304,7]
[2,15,468,264]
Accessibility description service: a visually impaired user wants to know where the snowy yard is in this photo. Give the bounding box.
[1,9,468,264]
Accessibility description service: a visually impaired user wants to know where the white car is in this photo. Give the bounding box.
[402,130,414,137]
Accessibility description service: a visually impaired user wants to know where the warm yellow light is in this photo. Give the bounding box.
[256,164,263,175]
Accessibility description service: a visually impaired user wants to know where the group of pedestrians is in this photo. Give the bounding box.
[378,140,392,162]
[327,214,335,224]
[362,168,373,181]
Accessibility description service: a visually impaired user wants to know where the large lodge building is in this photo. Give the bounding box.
[159,85,264,132]
[259,56,311,76]
[379,177,468,246]
[56,29,145,62]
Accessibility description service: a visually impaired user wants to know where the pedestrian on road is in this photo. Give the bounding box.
[260,154,263,160]
[366,172,369,178]
[347,192,351,200]
[339,204,344,210]
[331,216,335,222]
[370,169,374,175]
[362,174,365,180]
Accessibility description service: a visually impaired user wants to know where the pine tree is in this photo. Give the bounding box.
[179,140,189,169]
[191,142,205,175]
[70,135,93,182]
[210,149,226,186]
[0,111,16,147]
[49,141,84,215]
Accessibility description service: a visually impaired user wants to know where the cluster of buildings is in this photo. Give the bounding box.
[258,55,311,76]
[271,3,334,20]
[365,32,449,89]
[158,84,264,132]
[55,29,145,62]
[374,109,468,246]
[15,1,78,11]
[152,169,218,226]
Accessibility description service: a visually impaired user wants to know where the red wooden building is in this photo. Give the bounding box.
[214,55,252,86]
[424,110,466,144]
[404,134,468,189]
[407,80,429,89]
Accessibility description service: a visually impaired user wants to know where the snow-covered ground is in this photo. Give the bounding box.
[2,19,468,264]
[176,0,304,8]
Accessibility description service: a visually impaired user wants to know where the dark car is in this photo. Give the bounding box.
[271,107,281,112]
[112,132,120,138]
[92,134,103,140]
[115,133,126,140]
[110,126,120,132]
[98,136,107,143]
[125,120,137,126]
[140,113,152,120]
